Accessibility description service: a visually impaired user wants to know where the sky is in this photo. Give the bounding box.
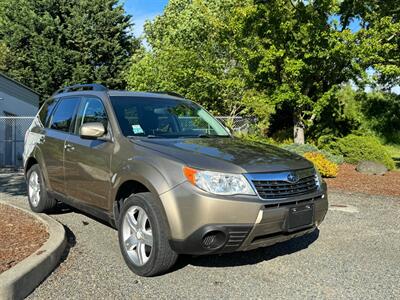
[125,2,364,37]
[123,0,169,37]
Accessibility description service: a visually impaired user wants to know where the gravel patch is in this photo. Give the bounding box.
[326,163,400,197]
[1,173,399,299]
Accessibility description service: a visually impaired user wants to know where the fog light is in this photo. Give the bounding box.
[201,231,226,249]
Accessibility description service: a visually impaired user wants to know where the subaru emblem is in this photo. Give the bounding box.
[287,172,299,183]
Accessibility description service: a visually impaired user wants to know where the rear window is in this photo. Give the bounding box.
[49,98,80,132]
[38,98,58,127]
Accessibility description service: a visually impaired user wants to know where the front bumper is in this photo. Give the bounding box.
[160,182,328,255]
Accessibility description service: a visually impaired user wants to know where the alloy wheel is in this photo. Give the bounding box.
[122,206,153,266]
[28,171,41,207]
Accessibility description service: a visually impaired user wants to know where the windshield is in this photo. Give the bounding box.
[110,96,230,138]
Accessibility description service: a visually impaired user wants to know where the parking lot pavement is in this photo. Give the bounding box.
[1,173,399,299]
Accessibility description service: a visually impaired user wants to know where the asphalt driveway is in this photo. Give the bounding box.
[1,172,399,299]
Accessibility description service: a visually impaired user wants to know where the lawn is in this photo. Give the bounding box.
[385,144,400,170]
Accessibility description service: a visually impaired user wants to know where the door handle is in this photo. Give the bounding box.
[64,143,75,151]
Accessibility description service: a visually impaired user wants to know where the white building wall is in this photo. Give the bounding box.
[0,90,38,116]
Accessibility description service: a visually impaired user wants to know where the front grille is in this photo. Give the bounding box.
[253,175,318,199]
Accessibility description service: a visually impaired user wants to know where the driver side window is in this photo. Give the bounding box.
[75,97,108,135]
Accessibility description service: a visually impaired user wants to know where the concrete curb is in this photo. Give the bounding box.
[0,202,67,300]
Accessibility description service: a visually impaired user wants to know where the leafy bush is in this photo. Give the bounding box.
[270,128,293,145]
[319,149,345,165]
[281,143,344,164]
[236,133,278,145]
[317,134,338,148]
[359,92,400,144]
[281,143,318,155]
[304,152,339,178]
[325,134,395,170]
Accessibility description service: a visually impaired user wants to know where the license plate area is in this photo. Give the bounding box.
[286,204,314,232]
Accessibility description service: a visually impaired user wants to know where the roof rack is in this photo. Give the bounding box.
[149,91,185,98]
[53,83,108,95]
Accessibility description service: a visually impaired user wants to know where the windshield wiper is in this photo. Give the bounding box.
[126,135,166,139]
[197,134,231,138]
[146,134,167,138]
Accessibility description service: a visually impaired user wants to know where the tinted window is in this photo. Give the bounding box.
[38,98,58,127]
[110,96,229,138]
[75,98,108,133]
[49,98,80,132]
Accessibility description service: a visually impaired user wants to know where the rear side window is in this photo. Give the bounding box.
[38,98,58,126]
[49,98,80,132]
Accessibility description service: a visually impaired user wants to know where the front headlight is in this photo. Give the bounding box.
[183,167,256,196]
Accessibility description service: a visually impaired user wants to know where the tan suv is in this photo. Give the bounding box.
[24,84,328,276]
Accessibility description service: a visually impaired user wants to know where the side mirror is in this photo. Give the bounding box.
[80,122,105,139]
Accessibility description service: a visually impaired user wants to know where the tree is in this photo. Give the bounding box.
[243,0,362,143]
[127,0,275,131]
[0,0,138,97]
[127,0,360,142]
[0,42,10,71]
[0,0,71,96]
[64,0,139,89]
[339,0,400,90]
[127,0,398,143]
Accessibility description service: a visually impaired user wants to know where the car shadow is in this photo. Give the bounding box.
[59,225,77,262]
[49,202,116,229]
[173,229,319,271]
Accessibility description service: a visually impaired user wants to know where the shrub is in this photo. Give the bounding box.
[325,134,395,170]
[304,152,339,178]
[317,134,338,148]
[236,133,277,145]
[281,143,344,164]
[281,143,319,155]
[271,128,293,144]
[319,149,345,165]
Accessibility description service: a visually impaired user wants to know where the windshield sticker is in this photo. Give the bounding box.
[132,124,144,134]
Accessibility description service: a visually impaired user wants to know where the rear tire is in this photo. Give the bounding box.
[27,164,56,213]
[118,192,178,276]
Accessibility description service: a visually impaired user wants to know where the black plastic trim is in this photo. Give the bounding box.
[169,224,253,255]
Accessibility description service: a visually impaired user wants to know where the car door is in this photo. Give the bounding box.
[64,96,113,210]
[40,97,81,195]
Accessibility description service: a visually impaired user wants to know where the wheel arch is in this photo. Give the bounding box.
[112,178,173,238]
[24,149,50,190]
[25,156,38,176]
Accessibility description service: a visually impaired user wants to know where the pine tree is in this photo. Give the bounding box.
[64,0,139,89]
[0,0,138,97]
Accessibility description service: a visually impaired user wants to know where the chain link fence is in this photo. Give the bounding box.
[216,116,253,133]
[0,117,34,169]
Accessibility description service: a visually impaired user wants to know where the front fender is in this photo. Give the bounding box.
[110,154,186,207]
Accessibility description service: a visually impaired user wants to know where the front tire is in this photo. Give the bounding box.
[27,164,56,213]
[118,192,178,276]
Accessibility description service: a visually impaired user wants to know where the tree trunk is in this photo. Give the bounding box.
[293,113,305,144]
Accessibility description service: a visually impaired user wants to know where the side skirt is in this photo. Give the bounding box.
[48,191,117,228]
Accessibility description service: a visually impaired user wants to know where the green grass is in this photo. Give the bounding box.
[385,144,400,170]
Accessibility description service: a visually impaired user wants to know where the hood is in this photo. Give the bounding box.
[134,137,313,173]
